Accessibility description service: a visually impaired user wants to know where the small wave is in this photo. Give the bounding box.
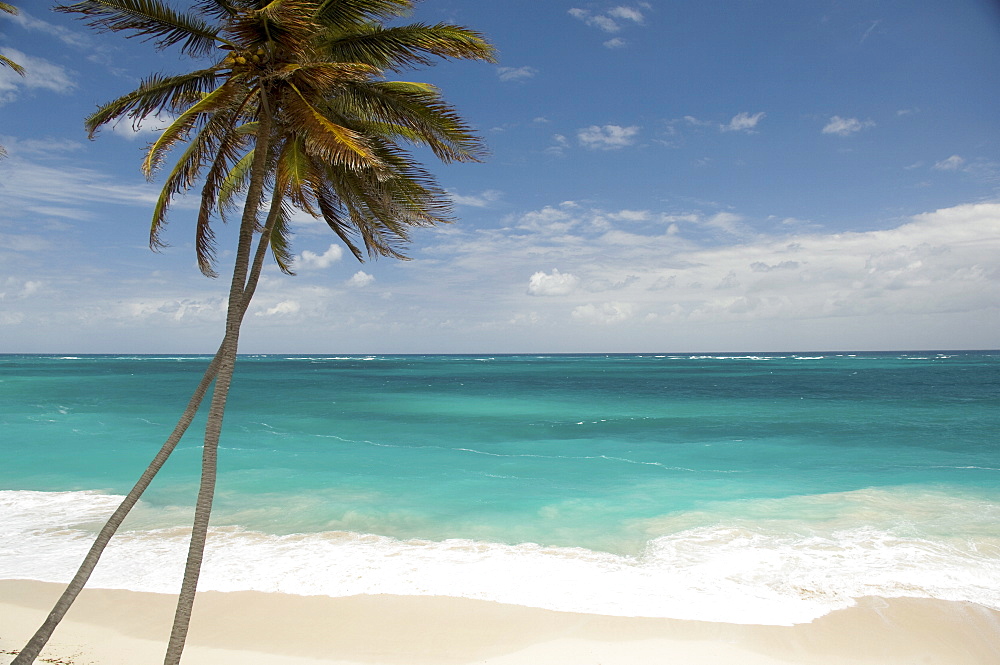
[3,488,999,626]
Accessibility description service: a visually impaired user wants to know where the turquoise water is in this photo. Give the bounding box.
[2,352,998,623]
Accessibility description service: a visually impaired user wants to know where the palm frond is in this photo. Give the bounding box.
[85,68,221,137]
[142,80,245,176]
[193,0,236,22]
[194,113,256,275]
[225,0,318,54]
[284,86,383,169]
[334,80,487,162]
[55,0,226,57]
[315,186,365,261]
[315,0,411,28]
[275,135,321,215]
[266,197,296,274]
[321,23,495,71]
[0,53,25,76]
[276,61,377,89]
[217,148,255,221]
[147,110,239,254]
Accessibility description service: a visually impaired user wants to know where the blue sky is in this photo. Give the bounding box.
[1,0,998,353]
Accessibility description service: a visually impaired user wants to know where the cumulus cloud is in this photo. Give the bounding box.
[419,200,1000,350]
[572,302,636,324]
[527,269,579,296]
[934,155,965,171]
[578,124,640,150]
[347,271,375,287]
[259,300,301,317]
[721,111,765,133]
[822,116,875,136]
[497,66,537,82]
[603,38,627,49]
[297,244,343,269]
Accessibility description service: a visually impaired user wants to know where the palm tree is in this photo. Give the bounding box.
[13,1,493,663]
[0,2,25,158]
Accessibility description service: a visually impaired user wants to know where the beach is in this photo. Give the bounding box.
[2,581,998,665]
[3,353,999,663]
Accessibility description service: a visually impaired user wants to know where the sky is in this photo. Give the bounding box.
[1,0,998,353]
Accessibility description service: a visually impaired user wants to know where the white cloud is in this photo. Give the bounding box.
[609,210,650,222]
[822,116,875,136]
[603,38,627,49]
[259,300,301,317]
[721,111,765,133]
[527,269,579,296]
[109,114,176,141]
[123,297,226,323]
[497,66,537,82]
[578,124,640,150]
[703,211,747,236]
[516,204,578,234]
[933,155,965,171]
[449,189,502,208]
[569,5,647,34]
[546,134,571,156]
[297,244,343,269]
[0,48,75,104]
[3,9,92,49]
[0,232,49,251]
[0,137,84,156]
[0,159,162,217]
[607,6,645,23]
[415,201,1000,351]
[572,302,636,324]
[0,277,42,300]
[347,271,375,287]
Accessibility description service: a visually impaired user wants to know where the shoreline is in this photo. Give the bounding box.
[2,580,998,665]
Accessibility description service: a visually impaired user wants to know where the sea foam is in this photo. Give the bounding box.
[3,489,998,626]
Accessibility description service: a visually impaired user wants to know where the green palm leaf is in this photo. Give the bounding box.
[55,0,226,56]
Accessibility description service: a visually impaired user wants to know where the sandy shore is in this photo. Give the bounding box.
[1,580,998,665]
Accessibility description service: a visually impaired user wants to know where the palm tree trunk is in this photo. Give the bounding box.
[10,348,224,665]
[12,207,286,662]
[162,105,275,665]
[12,113,284,665]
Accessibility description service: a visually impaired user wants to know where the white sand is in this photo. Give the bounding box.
[1,580,998,664]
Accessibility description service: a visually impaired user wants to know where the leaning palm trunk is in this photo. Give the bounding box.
[9,351,222,665]
[12,213,282,665]
[12,172,283,665]
[163,109,275,665]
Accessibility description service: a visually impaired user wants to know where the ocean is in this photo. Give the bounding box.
[2,352,998,625]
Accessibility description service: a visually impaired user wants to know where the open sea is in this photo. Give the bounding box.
[1,352,998,625]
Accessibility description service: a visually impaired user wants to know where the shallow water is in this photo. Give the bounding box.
[2,352,998,623]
